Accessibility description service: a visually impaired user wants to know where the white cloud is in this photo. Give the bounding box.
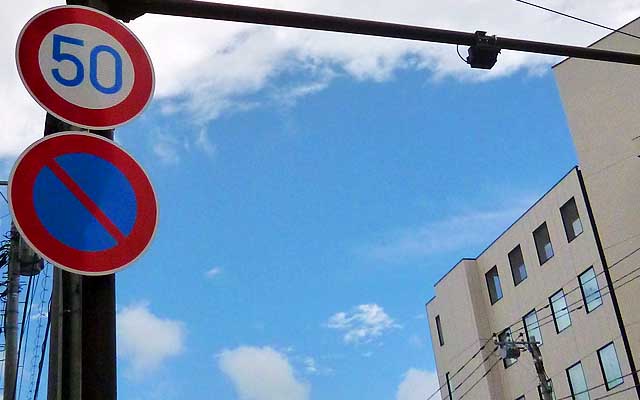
[127,0,639,124]
[152,132,182,164]
[302,357,317,374]
[397,369,441,400]
[205,266,223,278]
[196,128,217,156]
[2,1,638,159]
[117,302,185,376]
[218,346,310,400]
[362,201,532,262]
[327,303,400,344]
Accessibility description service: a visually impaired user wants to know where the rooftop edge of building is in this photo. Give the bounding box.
[430,166,578,292]
[552,15,640,69]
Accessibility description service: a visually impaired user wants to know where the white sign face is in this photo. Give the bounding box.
[16,6,154,129]
[37,23,135,110]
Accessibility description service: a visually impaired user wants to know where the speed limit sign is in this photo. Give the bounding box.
[16,6,155,129]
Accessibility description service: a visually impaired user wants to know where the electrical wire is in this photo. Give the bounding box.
[32,292,51,400]
[456,45,468,64]
[447,347,499,398]
[14,274,34,400]
[18,271,41,400]
[449,263,640,400]
[555,369,640,400]
[511,262,640,338]
[512,0,640,41]
[501,245,640,336]
[457,357,502,399]
[592,383,640,400]
[426,247,640,400]
[423,338,494,400]
[27,264,50,399]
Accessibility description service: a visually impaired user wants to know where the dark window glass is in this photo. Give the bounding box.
[498,328,516,368]
[598,343,624,390]
[446,372,453,400]
[436,315,444,346]
[550,289,571,333]
[579,267,602,313]
[516,396,525,400]
[567,362,590,400]
[533,223,554,265]
[560,198,583,242]
[485,266,503,305]
[538,379,556,400]
[523,309,543,345]
[509,245,527,286]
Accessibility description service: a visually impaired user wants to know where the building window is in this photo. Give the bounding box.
[446,372,453,400]
[598,343,624,390]
[534,222,554,265]
[538,379,556,400]
[549,289,571,333]
[516,396,525,400]
[560,198,583,242]
[523,309,543,345]
[435,315,444,346]
[485,266,503,305]
[567,362,590,400]
[498,328,516,368]
[509,245,527,286]
[579,267,602,313]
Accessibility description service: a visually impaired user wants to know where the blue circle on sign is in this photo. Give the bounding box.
[33,153,137,251]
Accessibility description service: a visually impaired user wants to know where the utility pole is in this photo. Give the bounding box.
[45,3,118,399]
[530,343,553,400]
[45,116,117,400]
[3,224,20,400]
[495,337,553,400]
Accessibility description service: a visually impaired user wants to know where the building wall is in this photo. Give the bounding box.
[427,169,634,399]
[554,15,640,397]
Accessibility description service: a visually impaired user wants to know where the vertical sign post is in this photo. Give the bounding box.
[14,3,155,399]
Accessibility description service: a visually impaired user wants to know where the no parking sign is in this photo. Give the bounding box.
[8,133,158,275]
[16,5,154,129]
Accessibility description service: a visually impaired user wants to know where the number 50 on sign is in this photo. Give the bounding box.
[16,6,154,129]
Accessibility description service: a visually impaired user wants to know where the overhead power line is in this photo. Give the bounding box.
[428,247,640,400]
[457,357,502,399]
[501,245,640,335]
[555,369,640,400]
[111,0,640,67]
[513,0,640,41]
[424,340,494,400]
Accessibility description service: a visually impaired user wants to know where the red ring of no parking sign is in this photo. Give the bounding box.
[16,6,155,129]
[9,133,158,275]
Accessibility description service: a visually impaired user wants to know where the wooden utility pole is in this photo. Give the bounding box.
[3,225,20,400]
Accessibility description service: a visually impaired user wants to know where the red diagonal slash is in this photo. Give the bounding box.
[46,159,126,244]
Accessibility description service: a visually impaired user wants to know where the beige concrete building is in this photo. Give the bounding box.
[426,17,640,400]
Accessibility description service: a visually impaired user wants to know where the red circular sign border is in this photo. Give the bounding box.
[16,6,155,130]
[8,132,158,275]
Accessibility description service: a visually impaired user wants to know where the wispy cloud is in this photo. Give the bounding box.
[117,302,186,377]
[361,200,533,263]
[205,267,223,278]
[218,346,310,400]
[1,2,638,160]
[152,133,182,165]
[327,303,400,345]
[196,128,216,157]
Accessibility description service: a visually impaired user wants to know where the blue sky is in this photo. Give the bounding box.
[1,1,639,400]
